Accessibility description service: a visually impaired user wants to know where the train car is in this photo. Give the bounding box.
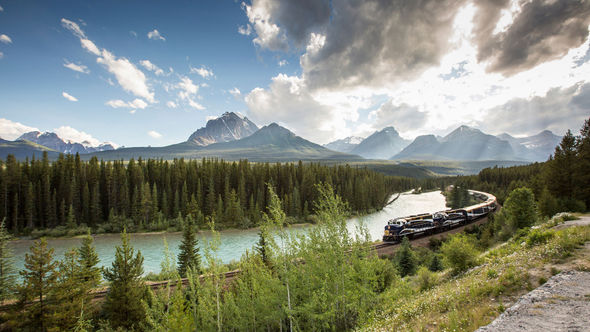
[382,190,497,243]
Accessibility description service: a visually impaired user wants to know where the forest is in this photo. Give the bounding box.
[0,156,423,236]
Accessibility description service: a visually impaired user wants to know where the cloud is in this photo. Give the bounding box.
[188,99,205,110]
[130,30,137,38]
[147,29,165,41]
[190,66,214,79]
[0,51,3,59]
[238,24,252,36]
[106,98,148,109]
[241,0,288,51]
[0,5,3,12]
[278,59,288,67]
[61,18,86,38]
[166,101,177,108]
[177,76,199,99]
[479,81,590,136]
[246,74,361,143]
[140,59,164,76]
[148,130,162,138]
[0,118,39,140]
[54,126,105,146]
[62,91,78,102]
[474,0,590,76]
[80,38,100,55]
[63,60,89,74]
[229,87,241,98]
[97,49,155,102]
[61,18,155,102]
[369,101,427,133]
[0,34,12,44]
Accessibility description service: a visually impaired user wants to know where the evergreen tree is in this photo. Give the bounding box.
[504,187,537,230]
[0,219,16,301]
[255,229,271,267]
[18,238,58,331]
[102,229,146,330]
[77,232,101,288]
[177,218,201,277]
[395,237,417,277]
[428,254,443,272]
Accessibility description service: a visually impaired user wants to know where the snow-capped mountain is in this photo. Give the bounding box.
[324,136,364,153]
[187,112,259,145]
[18,131,116,154]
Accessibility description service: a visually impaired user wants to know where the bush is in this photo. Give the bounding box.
[441,234,479,275]
[526,229,555,247]
[415,266,438,291]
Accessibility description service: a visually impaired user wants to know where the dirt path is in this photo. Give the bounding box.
[477,270,590,332]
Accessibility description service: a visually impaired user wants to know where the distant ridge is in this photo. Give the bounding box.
[18,131,115,154]
[324,136,364,153]
[351,127,410,159]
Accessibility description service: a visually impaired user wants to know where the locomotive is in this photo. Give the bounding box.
[382,190,497,243]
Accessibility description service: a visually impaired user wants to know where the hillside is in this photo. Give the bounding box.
[351,127,410,159]
[0,139,60,160]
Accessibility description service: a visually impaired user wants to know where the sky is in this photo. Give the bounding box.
[0,0,589,147]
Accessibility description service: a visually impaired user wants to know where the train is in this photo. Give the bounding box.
[382,190,498,243]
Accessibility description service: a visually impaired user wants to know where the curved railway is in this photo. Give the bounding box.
[1,189,497,309]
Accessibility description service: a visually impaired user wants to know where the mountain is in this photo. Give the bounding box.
[18,131,116,154]
[187,112,258,145]
[497,130,561,161]
[86,123,361,161]
[324,136,364,153]
[393,125,516,161]
[0,138,60,160]
[351,127,410,159]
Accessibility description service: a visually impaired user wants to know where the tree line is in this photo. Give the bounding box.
[0,156,421,234]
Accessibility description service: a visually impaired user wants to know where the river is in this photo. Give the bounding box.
[9,190,446,276]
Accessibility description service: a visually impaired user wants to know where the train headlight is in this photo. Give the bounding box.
[384,230,389,236]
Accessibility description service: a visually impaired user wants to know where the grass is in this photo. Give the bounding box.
[361,218,590,331]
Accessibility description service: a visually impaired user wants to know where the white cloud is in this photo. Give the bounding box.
[0,51,3,59]
[0,34,12,44]
[63,60,89,74]
[80,39,100,55]
[97,49,155,102]
[62,91,78,102]
[147,29,165,41]
[177,76,199,100]
[229,87,241,98]
[60,18,85,38]
[130,30,137,38]
[190,66,214,79]
[140,59,164,76]
[105,98,148,109]
[0,118,39,140]
[0,5,3,12]
[206,115,217,121]
[148,130,162,138]
[54,126,102,146]
[278,59,288,67]
[166,101,177,108]
[62,18,155,103]
[238,24,252,36]
[242,1,288,51]
[188,98,205,110]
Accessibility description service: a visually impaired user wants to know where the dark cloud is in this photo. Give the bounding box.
[371,101,427,133]
[272,0,331,47]
[479,82,590,135]
[475,0,590,75]
[301,0,468,89]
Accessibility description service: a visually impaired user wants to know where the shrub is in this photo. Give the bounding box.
[415,266,438,291]
[526,229,555,247]
[441,234,479,275]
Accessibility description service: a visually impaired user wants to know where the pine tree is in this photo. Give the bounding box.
[0,219,16,301]
[77,232,101,288]
[255,229,271,268]
[18,238,58,331]
[177,218,201,277]
[428,254,443,272]
[102,229,146,330]
[395,237,417,277]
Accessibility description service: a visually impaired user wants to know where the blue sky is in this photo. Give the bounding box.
[1,0,590,147]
